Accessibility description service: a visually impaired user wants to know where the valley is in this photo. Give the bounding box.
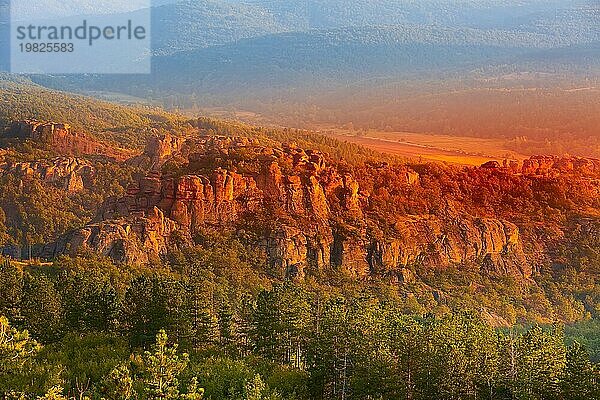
[0,75,599,400]
[0,1,599,398]
[313,129,526,166]
[183,109,518,166]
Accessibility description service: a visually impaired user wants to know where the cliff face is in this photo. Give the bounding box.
[6,121,134,161]
[0,157,93,192]
[491,156,600,176]
[41,134,537,280]
[40,206,177,264]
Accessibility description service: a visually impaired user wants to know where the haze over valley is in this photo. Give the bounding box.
[20,0,598,161]
[0,1,599,399]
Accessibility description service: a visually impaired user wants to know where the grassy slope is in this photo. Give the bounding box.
[0,75,398,166]
[0,75,189,149]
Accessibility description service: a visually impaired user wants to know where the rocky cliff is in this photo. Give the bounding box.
[41,134,535,280]
[0,157,93,192]
[5,121,134,161]
[40,207,177,264]
[486,156,600,176]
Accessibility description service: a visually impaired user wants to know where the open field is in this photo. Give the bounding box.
[323,129,529,166]
[195,109,530,166]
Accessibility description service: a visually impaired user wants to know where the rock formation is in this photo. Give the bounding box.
[144,132,186,168]
[41,134,538,281]
[5,120,134,161]
[495,156,600,176]
[0,157,93,192]
[40,206,178,264]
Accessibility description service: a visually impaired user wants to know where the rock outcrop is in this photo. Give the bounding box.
[40,206,178,264]
[493,156,600,176]
[366,217,528,277]
[0,157,93,192]
[6,120,134,161]
[144,133,186,168]
[43,135,535,280]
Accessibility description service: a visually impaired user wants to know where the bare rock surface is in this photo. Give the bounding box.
[43,134,541,281]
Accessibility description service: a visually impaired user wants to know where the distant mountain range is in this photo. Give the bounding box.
[31,23,598,99]
[148,0,599,55]
[6,0,596,56]
[2,0,597,149]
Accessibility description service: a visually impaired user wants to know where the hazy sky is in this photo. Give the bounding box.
[11,0,152,20]
[14,0,596,20]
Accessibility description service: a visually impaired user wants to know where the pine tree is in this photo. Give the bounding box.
[0,315,41,374]
[61,272,119,333]
[251,285,310,366]
[0,316,42,395]
[36,386,68,400]
[306,297,352,400]
[141,330,204,400]
[506,326,566,400]
[217,302,236,354]
[179,272,218,350]
[388,315,426,400]
[102,364,134,400]
[252,290,280,361]
[21,274,63,342]
[244,374,267,400]
[562,341,597,400]
[121,275,177,346]
[195,310,219,350]
[0,260,23,322]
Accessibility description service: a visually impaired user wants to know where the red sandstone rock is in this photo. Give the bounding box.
[8,120,134,161]
[0,157,93,192]
[42,135,551,281]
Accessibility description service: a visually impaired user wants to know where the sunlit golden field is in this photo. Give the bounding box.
[323,128,529,165]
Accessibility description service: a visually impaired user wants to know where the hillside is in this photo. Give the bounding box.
[147,0,597,53]
[49,0,590,59]
[265,77,600,158]
[27,0,599,96]
[0,85,598,325]
[25,8,598,160]
[1,84,599,399]
[0,80,395,247]
[38,24,571,99]
[1,2,600,399]
[0,76,192,149]
[17,1,598,163]
[150,0,298,55]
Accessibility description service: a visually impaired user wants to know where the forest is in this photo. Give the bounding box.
[1,256,600,400]
[0,0,598,397]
